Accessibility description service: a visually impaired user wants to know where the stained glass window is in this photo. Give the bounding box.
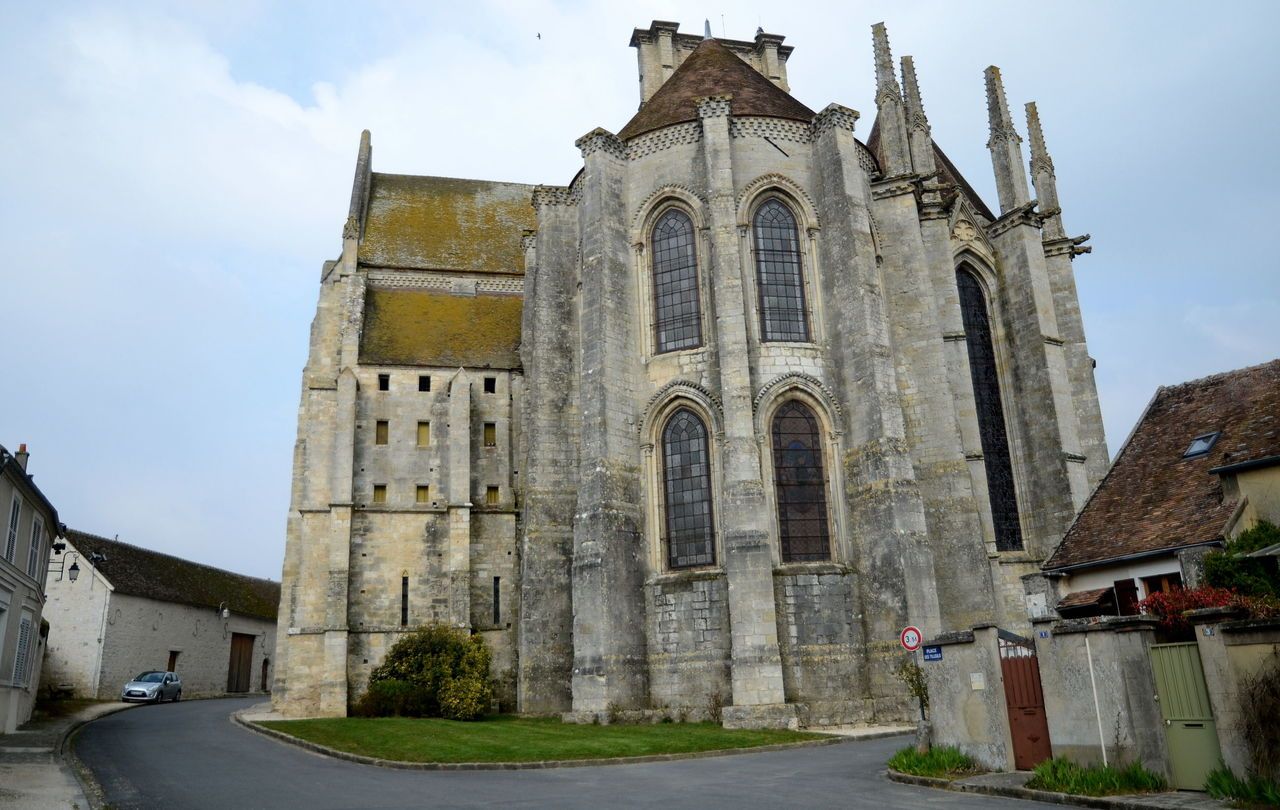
[662,409,715,568]
[754,199,809,342]
[957,267,1024,551]
[652,209,702,353]
[771,401,830,562]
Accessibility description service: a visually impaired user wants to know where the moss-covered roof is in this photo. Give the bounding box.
[361,289,523,369]
[65,530,280,621]
[618,38,815,140]
[358,174,536,273]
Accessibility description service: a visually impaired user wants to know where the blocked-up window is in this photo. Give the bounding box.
[5,495,19,563]
[375,420,389,445]
[486,486,499,506]
[483,423,496,447]
[372,485,387,504]
[26,517,43,579]
[416,485,430,504]
[417,422,431,447]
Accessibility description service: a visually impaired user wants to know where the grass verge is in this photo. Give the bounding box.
[1025,757,1166,796]
[887,746,985,780]
[259,715,825,763]
[1205,766,1280,808]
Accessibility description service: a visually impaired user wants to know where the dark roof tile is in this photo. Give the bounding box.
[1045,359,1280,570]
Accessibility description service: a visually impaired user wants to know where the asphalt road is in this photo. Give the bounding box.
[76,697,1057,809]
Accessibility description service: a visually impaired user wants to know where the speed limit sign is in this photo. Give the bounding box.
[900,626,923,652]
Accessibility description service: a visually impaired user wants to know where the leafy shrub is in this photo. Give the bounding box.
[1205,765,1280,808]
[1240,650,1280,783]
[359,625,493,720]
[352,679,433,718]
[1205,521,1280,599]
[1026,757,1166,796]
[887,745,984,779]
[895,657,929,712]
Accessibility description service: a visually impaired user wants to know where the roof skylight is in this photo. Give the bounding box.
[1183,432,1220,458]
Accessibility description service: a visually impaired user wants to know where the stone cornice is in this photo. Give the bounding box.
[532,185,576,209]
[811,103,860,138]
[870,175,916,200]
[575,127,625,159]
[696,94,733,119]
[1043,233,1092,259]
[986,199,1042,238]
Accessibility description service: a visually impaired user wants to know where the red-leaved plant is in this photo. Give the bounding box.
[1138,586,1280,637]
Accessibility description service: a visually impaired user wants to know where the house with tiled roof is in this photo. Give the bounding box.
[42,530,280,700]
[1042,359,1280,618]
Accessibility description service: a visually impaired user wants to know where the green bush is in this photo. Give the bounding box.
[1026,757,1166,796]
[887,746,984,779]
[1205,765,1280,808]
[358,625,493,720]
[1205,521,1280,599]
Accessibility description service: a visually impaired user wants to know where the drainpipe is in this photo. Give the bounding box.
[1084,634,1108,766]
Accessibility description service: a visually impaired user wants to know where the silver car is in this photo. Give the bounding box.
[121,670,182,703]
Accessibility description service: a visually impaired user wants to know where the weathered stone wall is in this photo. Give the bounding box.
[1033,617,1168,775]
[97,594,276,700]
[1192,612,1280,777]
[645,573,731,713]
[921,626,1012,770]
[41,562,112,698]
[773,567,868,725]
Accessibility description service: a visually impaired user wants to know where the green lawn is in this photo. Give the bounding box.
[259,715,826,763]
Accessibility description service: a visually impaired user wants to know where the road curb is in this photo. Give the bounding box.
[885,767,1210,810]
[233,710,854,771]
[61,703,139,810]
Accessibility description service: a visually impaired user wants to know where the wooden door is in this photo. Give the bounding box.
[1000,633,1052,770]
[227,633,254,693]
[1150,643,1222,790]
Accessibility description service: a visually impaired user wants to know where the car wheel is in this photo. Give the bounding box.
[173,690,181,702]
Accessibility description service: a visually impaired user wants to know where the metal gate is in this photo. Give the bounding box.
[999,630,1052,770]
[1150,642,1221,790]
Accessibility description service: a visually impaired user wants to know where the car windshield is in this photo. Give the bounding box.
[134,672,166,683]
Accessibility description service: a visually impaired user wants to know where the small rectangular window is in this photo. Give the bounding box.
[483,377,496,394]
[417,422,431,447]
[372,484,387,504]
[483,423,496,447]
[378,373,390,391]
[401,576,409,627]
[375,420,389,445]
[416,485,430,504]
[486,486,499,506]
[418,375,431,392]
[493,576,501,625]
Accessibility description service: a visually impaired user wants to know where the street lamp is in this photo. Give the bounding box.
[68,560,80,582]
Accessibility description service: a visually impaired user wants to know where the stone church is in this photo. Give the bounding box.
[273,20,1108,727]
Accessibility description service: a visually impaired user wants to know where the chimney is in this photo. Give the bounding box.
[15,443,29,471]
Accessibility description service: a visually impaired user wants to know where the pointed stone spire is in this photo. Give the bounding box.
[984,66,1031,213]
[704,19,712,39]
[900,55,935,176]
[1025,101,1065,239]
[872,22,911,176]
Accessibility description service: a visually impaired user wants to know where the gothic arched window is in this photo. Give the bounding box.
[771,400,830,562]
[956,267,1023,551]
[753,199,809,342]
[662,408,715,568]
[651,209,702,353]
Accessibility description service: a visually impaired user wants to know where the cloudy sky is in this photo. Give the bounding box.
[2,1,1276,580]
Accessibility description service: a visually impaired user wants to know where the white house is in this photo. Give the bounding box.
[43,530,279,700]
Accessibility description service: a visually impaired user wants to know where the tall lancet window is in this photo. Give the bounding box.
[753,199,809,342]
[651,209,702,353]
[772,400,830,562]
[956,267,1024,551]
[662,409,715,568]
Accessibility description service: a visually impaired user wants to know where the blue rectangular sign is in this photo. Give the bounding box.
[922,645,942,662]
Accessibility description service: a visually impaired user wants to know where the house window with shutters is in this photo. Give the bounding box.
[12,610,34,687]
[5,495,19,563]
[26,517,43,580]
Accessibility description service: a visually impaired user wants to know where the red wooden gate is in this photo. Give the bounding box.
[999,630,1052,770]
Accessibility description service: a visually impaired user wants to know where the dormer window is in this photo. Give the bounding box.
[1183,432,1220,458]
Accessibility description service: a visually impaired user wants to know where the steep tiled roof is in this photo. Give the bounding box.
[1044,359,1280,570]
[618,38,815,140]
[65,530,280,621]
[1057,588,1113,611]
[360,289,523,369]
[358,174,535,274]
